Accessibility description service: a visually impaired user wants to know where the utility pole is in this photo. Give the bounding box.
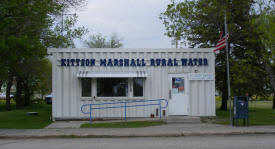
[224,11,232,126]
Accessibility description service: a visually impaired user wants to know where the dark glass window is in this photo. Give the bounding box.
[97,78,128,97]
[81,78,91,97]
[133,78,143,97]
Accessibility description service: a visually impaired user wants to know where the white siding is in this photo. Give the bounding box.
[48,48,215,120]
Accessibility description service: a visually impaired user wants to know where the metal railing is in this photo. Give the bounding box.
[81,99,168,122]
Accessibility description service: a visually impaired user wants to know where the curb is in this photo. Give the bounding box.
[0,131,274,139]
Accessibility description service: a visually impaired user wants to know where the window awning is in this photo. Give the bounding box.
[77,71,147,78]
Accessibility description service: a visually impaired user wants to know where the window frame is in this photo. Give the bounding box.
[80,78,92,98]
[132,78,145,97]
[96,77,129,98]
[80,78,145,100]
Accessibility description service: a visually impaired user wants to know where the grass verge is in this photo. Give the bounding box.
[81,120,164,128]
[0,102,52,129]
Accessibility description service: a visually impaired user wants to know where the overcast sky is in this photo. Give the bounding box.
[75,0,172,48]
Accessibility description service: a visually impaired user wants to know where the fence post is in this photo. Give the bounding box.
[159,99,162,119]
[90,104,92,123]
[124,102,127,121]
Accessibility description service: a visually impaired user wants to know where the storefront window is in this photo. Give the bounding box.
[133,78,143,97]
[81,78,91,97]
[97,78,128,97]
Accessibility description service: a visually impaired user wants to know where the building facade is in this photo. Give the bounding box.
[48,48,215,120]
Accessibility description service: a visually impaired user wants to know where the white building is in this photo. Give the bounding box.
[48,48,215,120]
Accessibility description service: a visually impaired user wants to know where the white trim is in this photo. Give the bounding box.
[77,71,147,78]
[91,78,97,98]
[79,96,145,101]
[48,48,214,54]
[86,97,145,100]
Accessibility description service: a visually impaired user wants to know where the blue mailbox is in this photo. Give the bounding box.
[233,96,249,126]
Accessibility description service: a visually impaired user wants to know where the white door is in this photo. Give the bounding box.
[168,74,189,115]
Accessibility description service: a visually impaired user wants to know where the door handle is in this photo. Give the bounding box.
[169,90,172,99]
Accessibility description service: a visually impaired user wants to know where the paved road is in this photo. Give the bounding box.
[0,135,274,149]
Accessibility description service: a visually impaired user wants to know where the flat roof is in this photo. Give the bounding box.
[48,48,214,54]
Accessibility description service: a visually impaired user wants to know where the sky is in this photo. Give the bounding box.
[74,0,172,48]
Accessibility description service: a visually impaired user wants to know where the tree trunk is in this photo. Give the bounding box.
[273,91,275,109]
[0,80,2,111]
[24,91,31,106]
[23,80,31,106]
[265,65,275,109]
[0,80,3,92]
[5,76,13,111]
[15,76,23,109]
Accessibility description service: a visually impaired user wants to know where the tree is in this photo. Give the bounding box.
[251,1,275,108]
[0,0,55,109]
[84,33,123,48]
[160,0,270,110]
[35,58,52,100]
[0,0,87,110]
[42,14,88,48]
[109,33,123,48]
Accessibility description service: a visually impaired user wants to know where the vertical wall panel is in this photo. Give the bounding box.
[52,53,57,118]
[56,53,63,118]
[63,52,70,117]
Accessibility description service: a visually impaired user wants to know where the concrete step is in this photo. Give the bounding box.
[165,116,201,124]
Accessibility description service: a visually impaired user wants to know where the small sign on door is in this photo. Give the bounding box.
[172,77,184,93]
[175,78,182,83]
[178,86,184,92]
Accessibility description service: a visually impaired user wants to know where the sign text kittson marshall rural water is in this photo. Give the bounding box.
[60,58,208,67]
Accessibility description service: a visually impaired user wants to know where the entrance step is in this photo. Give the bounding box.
[165,116,201,124]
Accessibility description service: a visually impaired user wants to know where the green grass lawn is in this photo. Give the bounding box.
[0,100,52,129]
[81,120,164,128]
[0,98,273,128]
[216,100,275,126]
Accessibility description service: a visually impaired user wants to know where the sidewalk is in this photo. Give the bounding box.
[0,122,275,138]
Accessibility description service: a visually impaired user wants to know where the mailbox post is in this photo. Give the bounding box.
[233,96,249,127]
